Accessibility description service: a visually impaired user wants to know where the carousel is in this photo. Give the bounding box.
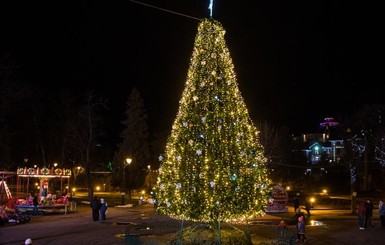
[13,166,73,214]
[0,169,16,204]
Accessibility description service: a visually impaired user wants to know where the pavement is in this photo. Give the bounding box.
[1,203,385,245]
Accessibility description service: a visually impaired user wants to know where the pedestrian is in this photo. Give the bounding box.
[357,201,366,230]
[364,199,373,228]
[32,193,39,215]
[295,214,307,243]
[294,197,300,214]
[378,200,385,229]
[305,198,311,217]
[100,198,108,222]
[90,195,101,221]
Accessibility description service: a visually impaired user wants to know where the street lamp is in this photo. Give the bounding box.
[122,158,132,204]
[52,162,58,175]
[322,189,328,195]
[126,158,132,165]
[147,165,152,192]
[73,166,83,187]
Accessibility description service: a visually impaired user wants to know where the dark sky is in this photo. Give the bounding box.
[1,1,379,136]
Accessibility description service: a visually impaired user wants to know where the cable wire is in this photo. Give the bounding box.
[130,0,201,21]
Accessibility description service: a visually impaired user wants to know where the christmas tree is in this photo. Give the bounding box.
[155,18,272,223]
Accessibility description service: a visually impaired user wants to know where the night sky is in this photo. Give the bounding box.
[1,1,379,137]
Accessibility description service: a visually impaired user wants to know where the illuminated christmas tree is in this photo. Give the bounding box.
[155,18,272,223]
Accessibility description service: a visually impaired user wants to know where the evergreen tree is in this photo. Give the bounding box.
[155,19,272,223]
[113,88,150,198]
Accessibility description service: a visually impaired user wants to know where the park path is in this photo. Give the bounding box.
[1,203,385,244]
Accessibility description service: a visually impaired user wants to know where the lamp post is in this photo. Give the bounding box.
[73,166,82,187]
[52,162,58,175]
[122,158,132,204]
[147,165,152,192]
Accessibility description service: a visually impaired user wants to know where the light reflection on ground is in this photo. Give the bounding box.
[309,219,326,227]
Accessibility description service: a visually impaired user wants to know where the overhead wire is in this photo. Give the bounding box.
[130,0,202,21]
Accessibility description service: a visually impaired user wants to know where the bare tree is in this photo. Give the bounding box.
[256,121,293,183]
[72,90,108,199]
[348,104,385,191]
[0,52,28,167]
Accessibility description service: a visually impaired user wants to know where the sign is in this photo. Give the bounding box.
[265,185,288,212]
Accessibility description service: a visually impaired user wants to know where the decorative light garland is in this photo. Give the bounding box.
[155,18,272,223]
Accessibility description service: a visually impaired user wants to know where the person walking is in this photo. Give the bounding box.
[305,198,311,217]
[294,197,300,214]
[364,199,373,228]
[100,198,108,222]
[90,196,101,221]
[378,200,385,229]
[358,201,366,230]
[295,214,307,243]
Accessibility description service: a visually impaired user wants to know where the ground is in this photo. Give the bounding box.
[1,193,385,244]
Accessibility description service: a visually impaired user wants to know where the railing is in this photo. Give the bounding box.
[15,202,77,215]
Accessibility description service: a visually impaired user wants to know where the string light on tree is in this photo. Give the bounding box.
[155,18,272,223]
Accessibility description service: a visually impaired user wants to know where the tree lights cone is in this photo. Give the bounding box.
[155,18,272,224]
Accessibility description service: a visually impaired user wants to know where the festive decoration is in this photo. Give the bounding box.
[41,167,49,175]
[27,168,36,175]
[55,169,63,175]
[16,166,71,176]
[17,168,25,175]
[155,18,272,223]
[64,169,71,176]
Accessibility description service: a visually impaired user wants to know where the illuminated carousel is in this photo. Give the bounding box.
[14,166,73,214]
[0,169,16,204]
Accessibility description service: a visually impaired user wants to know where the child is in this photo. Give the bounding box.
[100,198,108,222]
[358,201,366,230]
[296,215,307,243]
[378,200,385,229]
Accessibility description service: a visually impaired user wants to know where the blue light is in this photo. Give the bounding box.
[231,173,237,181]
[208,0,213,18]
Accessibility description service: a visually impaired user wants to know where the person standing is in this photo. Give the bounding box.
[295,215,307,243]
[358,201,366,230]
[378,200,385,229]
[32,193,39,215]
[90,196,101,221]
[364,199,373,228]
[100,198,108,222]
